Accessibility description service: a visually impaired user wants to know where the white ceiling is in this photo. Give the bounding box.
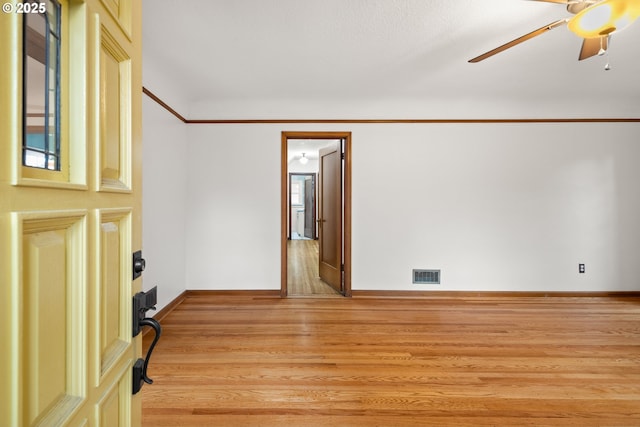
[142,0,640,119]
[287,139,338,163]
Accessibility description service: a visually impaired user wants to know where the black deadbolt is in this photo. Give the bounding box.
[132,250,146,280]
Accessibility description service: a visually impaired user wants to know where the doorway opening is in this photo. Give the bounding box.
[289,173,316,240]
[281,131,352,298]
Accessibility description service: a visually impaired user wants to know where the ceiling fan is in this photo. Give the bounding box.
[469,0,640,63]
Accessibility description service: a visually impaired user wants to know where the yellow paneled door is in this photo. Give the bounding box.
[1,0,143,426]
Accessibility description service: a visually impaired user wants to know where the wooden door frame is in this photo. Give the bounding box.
[281,131,352,297]
[288,172,316,240]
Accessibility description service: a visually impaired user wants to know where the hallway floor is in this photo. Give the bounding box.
[287,239,341,296]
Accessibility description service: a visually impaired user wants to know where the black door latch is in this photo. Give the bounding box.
[132,286,162,395]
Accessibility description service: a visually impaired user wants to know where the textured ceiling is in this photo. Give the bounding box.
[142,0,640,118]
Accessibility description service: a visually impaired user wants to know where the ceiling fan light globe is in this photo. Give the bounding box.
[567,0,640,38]
[580,4,612,31]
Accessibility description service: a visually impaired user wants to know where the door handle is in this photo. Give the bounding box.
[133,317,161,393]
[132,286,162,395]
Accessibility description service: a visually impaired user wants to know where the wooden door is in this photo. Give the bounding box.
[318,141,343,293]
[303,176,315,239]
[0,1,143,426]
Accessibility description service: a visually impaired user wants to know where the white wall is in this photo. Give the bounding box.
[185,125,281,290]
[354,123,640,291]
[184,122,640,292]
[142,53,190,117]
[142,96,188,310]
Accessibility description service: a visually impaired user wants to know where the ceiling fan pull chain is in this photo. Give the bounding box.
[598,36,606,56]
[604,35,612,71]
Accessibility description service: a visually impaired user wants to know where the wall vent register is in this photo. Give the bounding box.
[413,269,440,284]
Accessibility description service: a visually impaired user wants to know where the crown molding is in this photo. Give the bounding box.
[142,87,187,123]
[142,87,640,124]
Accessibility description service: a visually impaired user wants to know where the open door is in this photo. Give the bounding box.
[303,176,315,239]
[318,141,343,293]
[1,1,143,425]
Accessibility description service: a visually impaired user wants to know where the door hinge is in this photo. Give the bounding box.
[341,263,344,272]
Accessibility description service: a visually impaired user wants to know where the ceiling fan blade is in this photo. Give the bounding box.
[578,36,607,60]
[469,19,568,63]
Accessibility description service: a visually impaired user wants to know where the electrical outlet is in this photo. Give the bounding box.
[579,264,585,274]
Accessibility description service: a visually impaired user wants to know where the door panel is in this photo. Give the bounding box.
[100,0,133,36]
[97,210,132,379]
[99,26,132,192]
[96,363,131,427]
[0,0,142,425]
[24,230,69,424]
[18,212,87,426]
[318,142,343,292]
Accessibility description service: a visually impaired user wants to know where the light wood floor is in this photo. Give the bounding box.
[142,294,640,426]
[287,239,341,296]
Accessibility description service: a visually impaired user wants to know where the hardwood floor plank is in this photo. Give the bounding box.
[287,239,341,296]
[142,294,640,426]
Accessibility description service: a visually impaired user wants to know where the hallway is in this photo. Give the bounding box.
[287,240,341,296]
